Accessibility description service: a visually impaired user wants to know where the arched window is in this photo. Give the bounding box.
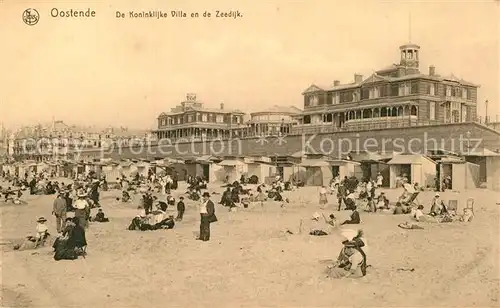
[381,107,387,117]
[404,105,410,116]
[411,105,418,116]
[303,115,311,124]
[362,109,372,119]
[373,108,380,118]
[391,107,398,117]
[355,110,362,119]
[397,106,404,116]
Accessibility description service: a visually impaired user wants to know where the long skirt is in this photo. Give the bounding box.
[74,208,88,229]
[325,266,363,279]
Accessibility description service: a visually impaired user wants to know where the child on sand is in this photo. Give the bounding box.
[319,186,328,207]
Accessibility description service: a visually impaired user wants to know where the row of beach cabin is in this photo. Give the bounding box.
[1,150,489,191]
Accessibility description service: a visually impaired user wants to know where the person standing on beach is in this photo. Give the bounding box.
[52,191,67,233]
[198,192,217,241]
[176,196,185,221]
[319,186,328,207]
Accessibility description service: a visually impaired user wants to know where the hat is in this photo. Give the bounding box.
[37,216,47,223]
[435,193,440,197]
[202,192,210,198]
[342,241,357,248]
[77,189,87,198]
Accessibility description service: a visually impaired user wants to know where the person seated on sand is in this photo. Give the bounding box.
[341,206,361,225]
[256,190,267,202]
[273,189,284,202]
[460,207,474,222]
[220,187,232,206]
[411,204,433,222]
[429,193,447,216]
[128,213,175,231]
[153,196,168,212]
[344,192,357,211]
[187,188,200,201]
[325,240,367,279]
[13,216,51,251]
[393,202,410,215]
[166,195,176,206]
[93,209,109,222]
[365,197,376,212]
[376,192,389,210]
[119,190,131,202]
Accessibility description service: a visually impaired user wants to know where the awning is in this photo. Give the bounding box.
[387,154,435,165]
[466,148,500,157]
[218,160,245,166]
[299,159,330,167]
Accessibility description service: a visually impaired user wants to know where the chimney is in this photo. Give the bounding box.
[220,102,224,110]
[354,74,363,84]
[429,65,435,76]
[333,80,340,86]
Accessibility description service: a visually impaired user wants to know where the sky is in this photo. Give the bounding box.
[1,0,499,129]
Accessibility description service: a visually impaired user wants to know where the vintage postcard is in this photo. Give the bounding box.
[1,0,499,307]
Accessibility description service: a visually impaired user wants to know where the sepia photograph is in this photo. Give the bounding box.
[1,0,499,307]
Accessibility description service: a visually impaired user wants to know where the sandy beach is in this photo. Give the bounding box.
[1,184,499,308]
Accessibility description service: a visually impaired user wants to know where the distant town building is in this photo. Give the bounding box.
[249,105,302,136]
[295,43,479,134]
[154,93,246,140]
[12,120,154,162]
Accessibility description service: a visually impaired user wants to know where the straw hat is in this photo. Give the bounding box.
[37,216,47,223]
[77,189,87,198]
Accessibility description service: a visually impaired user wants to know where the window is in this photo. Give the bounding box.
[361,88,370,100]
[339,91,353,103]
[333,92,340,104]
[466,88,472,100]
[399,83,406,96]
[446,86,452,97]
[410,81,419,94]
[462,105,467,122]
[429,83,435,96]
[187,115,193,122]
[379,85,388,97]
[202,114,207,122]
[454,87,461,97]
[390,83,399,96]
[429,102,436,120]
[462,88,467,99]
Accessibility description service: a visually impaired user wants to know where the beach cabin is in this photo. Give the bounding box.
[129,160,150,178]
[245,156,276,183]
[387,154,436,188]
[437,156,480,191]
[118,160,133,178]
[183,155,222,182]
[298,159,333,186]
[349,151,392,186]
[329,159,361,180]
[217,157,247,183]
[486,155,500,191]
[101,160,121,182]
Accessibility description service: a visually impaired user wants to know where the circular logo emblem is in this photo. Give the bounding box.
[22,8,39,26]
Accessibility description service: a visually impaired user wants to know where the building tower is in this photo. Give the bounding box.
[399,43,420,69]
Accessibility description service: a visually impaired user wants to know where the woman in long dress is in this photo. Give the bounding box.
[73,191,90,229]
[319,186,328,207]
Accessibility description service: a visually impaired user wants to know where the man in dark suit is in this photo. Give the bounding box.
[198,192,217,241]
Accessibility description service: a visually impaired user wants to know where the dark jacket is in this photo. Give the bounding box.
[53,197,67,215]
[202,200,217,223]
